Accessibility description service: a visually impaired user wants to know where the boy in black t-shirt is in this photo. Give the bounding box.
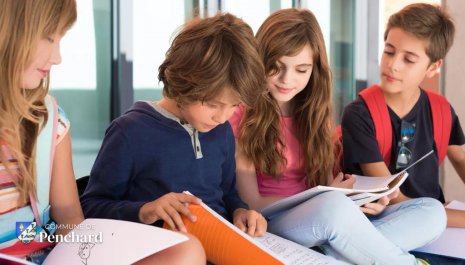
[342,3,465,227]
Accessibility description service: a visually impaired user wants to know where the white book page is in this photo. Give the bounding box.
[253,233,348,265]
[351,175,396,191]
[446,200,465,211]
[187,196,286,262]
[351,150,434,192]
[261,187,332,218]
[43,218,188,265]
[414,200,465,259]
[261,174,402,218]
[349,172,408,206]
[184,191,346,264]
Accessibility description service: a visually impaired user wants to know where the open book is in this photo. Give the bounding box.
[174,192,346,265]
[262,150,433,218]
[262,172,408,217]
[42,218,188,265]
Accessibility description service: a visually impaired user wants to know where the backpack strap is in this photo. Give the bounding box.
[425,90,451,165]
[359,85,393,167]
[31,95,58,227]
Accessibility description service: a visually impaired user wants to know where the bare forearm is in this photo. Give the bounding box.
[448,145,465,185]
[446,208,465,228]
[389,189,410,205]
[51,205,84,235]
[248,195,286,211]
[450,159,465,185]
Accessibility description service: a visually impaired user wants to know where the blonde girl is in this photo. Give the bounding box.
[0,1,204,264]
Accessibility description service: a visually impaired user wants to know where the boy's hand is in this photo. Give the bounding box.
[233,208,267,237]
[330,172,355,189]
[138,192,202,232]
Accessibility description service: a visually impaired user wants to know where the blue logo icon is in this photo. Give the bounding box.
[16,222,37,244]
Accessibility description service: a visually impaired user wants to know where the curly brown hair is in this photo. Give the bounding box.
[237,8,335,187]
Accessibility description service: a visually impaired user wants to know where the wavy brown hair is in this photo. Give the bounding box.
[0,0,76,204]
[158,13,266,108]
[237,8,335,187]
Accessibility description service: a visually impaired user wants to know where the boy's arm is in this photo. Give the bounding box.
[445,145,465,227]
[445,208,465,228]
[359,161,391,177]
[80,123,147,222]
[447,145,465,185]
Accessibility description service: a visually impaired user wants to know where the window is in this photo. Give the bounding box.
[49,0,111,177]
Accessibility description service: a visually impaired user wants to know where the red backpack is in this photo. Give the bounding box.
[336,84,451,173]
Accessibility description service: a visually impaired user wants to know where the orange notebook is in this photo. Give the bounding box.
[174,203,282,265]
[164,192,344,265]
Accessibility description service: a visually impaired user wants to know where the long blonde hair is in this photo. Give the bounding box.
[0,0,76,204]
[237,8,335,187]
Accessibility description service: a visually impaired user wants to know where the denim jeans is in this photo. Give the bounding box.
[267,191,446,265]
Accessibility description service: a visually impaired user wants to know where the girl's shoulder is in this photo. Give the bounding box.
[46,95,70,144]
[56,105,70,144]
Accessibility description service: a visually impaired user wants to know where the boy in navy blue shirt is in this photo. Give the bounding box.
[342,3,465,227]
[81,13,267,237]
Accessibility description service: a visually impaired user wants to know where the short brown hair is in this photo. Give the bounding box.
[158,13,265,107]
[384,3,455,62]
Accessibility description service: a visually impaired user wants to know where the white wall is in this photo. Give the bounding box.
[443,0,465,201]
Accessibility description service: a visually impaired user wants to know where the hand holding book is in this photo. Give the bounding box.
[138,192,202,232]
[166,192,345,265]
[261,150,433,218]
[330,172,356,189]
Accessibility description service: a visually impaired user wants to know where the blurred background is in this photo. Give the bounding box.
[50,0,465,201]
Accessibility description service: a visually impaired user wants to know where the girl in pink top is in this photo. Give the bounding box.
[230,8,445,265]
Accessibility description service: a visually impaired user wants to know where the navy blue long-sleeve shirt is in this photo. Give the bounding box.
[81,101,248,223]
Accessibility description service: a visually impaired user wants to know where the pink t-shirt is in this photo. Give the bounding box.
[229,106,307,196]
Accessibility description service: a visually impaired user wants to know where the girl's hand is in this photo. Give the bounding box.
[330,172,356,189]
[233,208,267,237]
[360,195,390,215]
[359,188,400,216]
[139,192,202,232]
